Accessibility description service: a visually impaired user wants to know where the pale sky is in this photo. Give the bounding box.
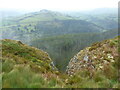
[0,0,119,11]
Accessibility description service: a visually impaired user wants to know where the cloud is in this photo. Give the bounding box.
[0,0,119,11]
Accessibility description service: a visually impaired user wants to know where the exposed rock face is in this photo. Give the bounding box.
[66,37,119,77]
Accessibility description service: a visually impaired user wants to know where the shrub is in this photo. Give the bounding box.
[48,78,57,87]
[93,71,106,82]
[103,64,117,79]
[2,59,15,73]
[97,79,112,88]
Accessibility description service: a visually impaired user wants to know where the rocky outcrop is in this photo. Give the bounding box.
[66,36,119,77]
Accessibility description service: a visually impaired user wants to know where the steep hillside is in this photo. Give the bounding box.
[1,39,65,88]
[1,20,103,41]
[1,37,119,88]
[30,29,118,71]
[65,36,119,88]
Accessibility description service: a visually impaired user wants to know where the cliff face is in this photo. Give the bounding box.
[66,36,119,77]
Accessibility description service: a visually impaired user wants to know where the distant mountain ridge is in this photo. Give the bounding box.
[1,9,106,41]
[13,9,74,23]
[1,9,117,30]
[61,8,118,30]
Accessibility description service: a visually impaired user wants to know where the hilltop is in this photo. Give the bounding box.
[1,9,74,26]
[1,9,105,41]
[16,9,74,23]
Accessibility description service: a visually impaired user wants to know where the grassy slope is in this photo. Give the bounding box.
[5,10,74,25]
[66,36,119,88]
[18,13,74,23]
[1,39,64,88]
[1,36,119,88]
